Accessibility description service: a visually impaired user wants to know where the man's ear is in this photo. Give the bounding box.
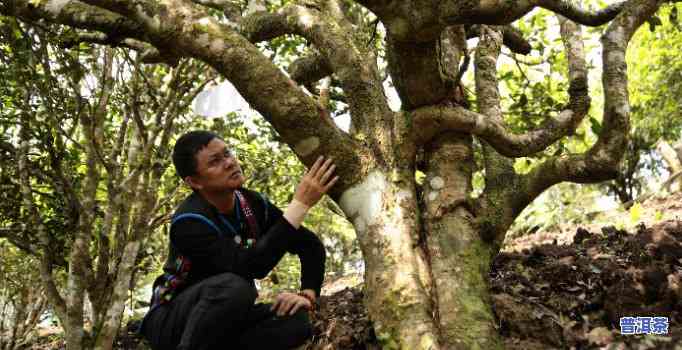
[184,176,202,191]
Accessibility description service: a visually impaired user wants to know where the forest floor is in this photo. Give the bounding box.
[299,193,682,350]
[29,192,682,349]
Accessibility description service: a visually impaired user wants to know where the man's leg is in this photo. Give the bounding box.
[141,272,257,350]
[236,303,313,350]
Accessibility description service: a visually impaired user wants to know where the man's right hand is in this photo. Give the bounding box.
[270,292,312,317]
[283,156,338,228]
[293,156,339,207]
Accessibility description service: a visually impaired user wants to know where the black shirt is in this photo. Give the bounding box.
[160,189,326,300]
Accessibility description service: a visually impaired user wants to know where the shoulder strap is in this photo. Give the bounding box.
[236,190,260,245]
[171,213,223,237]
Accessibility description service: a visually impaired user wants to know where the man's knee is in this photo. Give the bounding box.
[201,272,257,305]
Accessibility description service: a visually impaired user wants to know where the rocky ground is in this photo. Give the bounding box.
[29,193,682,349]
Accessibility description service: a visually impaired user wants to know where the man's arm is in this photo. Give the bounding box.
[264,200,326,298]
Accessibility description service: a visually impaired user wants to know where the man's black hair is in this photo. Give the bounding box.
[172,130,222,179]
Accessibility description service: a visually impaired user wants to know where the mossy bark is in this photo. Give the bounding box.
[341,163,502,349]
[421,132,503,349]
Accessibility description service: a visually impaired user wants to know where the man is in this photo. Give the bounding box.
[141,130,337,350]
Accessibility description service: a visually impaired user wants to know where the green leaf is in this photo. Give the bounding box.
[589,116,602,135]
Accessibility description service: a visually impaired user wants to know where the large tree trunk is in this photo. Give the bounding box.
[340,170,440,349]
[422,133,501,349]
[339,163,501,349]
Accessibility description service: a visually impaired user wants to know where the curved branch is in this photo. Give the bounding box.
[474,17,591,245]
[241,3,391,134]
[366,0,627,42]
[538,0,627,26]
[446,0,626,27]
[412,103,585,157]
[414,14,590,157]
[524,0,661,184]
[490,0,665,245]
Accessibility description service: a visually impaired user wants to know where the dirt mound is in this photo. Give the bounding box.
[302,287,379,350]
[302,220,681,349]
[491,220,682,349]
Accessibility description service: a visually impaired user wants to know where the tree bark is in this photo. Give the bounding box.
[339,170,440,349]
[422,132,502,349]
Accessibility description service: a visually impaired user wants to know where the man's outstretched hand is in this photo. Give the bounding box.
[294,156,339,207]
[284,156,339,228]
[270,292,312,317]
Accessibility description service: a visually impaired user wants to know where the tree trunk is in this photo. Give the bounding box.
[422,132,502,349]
[340,170,440,349]
[339,163,501,349]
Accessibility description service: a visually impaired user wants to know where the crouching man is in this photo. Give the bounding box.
[140,130,338,349]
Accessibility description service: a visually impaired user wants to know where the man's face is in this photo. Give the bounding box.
[186,138,245,192]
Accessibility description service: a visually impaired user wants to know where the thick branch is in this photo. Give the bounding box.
[1,0,146,42]
[288,53,333,86]
[466,25,531,55]
[446,0,626,27]
[412,104,584,157]
[538,0,627,26]
[364,0,626,42]
[76,0,367,192]
[240,4,391,134]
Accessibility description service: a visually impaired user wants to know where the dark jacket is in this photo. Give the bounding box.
[150,188,326,308]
